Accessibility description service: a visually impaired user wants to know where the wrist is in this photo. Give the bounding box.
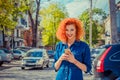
[59,57,63,62]
[73,59,77,64]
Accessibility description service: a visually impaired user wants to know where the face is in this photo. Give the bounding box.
[65,24,76,41]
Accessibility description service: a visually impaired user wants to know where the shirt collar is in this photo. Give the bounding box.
[62,40,80,47]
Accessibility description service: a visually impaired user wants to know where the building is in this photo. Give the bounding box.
[104,1,120,44]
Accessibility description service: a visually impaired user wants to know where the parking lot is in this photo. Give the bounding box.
[0,59,93,80]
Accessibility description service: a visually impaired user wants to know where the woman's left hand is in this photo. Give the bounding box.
[66,53,76,64]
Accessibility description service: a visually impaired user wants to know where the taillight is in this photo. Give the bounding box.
[96,46,112,72]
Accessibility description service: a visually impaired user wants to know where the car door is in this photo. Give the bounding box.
[109,50,120,76]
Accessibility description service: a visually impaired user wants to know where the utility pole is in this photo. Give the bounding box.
[89,0,92,47]
[109,0,118,43]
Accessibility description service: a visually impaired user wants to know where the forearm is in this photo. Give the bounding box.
[54,59,62,71]
[73,59,87,72]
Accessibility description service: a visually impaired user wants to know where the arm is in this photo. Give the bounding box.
[66,45,91,72]
[54,53,68,71]
[66,53,87,72]
[54,57,62,71]
[73,59,87,72]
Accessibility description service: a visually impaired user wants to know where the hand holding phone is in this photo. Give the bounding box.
[65,49,71,55]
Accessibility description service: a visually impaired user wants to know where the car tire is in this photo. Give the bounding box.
[21,67,25,70]
[19,56,22,60]
[41,65,44,69]
[0,61,3,66]
[7,61,11,63]
[46,63,49,68]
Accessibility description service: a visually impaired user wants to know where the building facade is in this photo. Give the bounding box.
[104,8,120,44]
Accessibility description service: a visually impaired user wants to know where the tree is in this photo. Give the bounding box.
[0,0,27,47]
[40,3,68,49]
[23,0,42,47]
[79,8,107,46]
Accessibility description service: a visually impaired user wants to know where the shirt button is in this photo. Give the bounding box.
[65,77,67,80]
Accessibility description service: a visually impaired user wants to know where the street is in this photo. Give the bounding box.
[0,59,93,80]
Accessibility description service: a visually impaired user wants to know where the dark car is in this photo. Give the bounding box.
[47,50,55,58]
[93,44,120,80]
[91,48,105,62]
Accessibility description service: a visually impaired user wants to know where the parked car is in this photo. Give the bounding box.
[47,50,55,58]
[21,48,49,70]
[93,44,120,80]
[14,46,32,52]
[0,50,12,66]
[11,49,26,60]
[91,48,105,62]
[1,48,13,59]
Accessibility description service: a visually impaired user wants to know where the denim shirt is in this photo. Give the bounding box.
[54,40,91,80]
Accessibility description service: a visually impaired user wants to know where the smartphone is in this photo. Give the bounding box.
[65,48,71,55]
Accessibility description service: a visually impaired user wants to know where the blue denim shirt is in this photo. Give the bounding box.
[54,40,91,80]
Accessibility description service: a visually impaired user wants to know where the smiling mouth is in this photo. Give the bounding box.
[67,34,72,37]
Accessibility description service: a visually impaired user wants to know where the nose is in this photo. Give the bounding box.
[67,30,71,34]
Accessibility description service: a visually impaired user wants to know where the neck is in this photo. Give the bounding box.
[67,38,75,47]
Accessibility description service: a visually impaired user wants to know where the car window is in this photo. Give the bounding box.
[0,50,4,54]
[96,48,106,56]
[26,51,43,57]
[13,50,21,54]
[91,48,106,56]
[47,50,54,54]
[110,51,120,61]
[1,49,10,53]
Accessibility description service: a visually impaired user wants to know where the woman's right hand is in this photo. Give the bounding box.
[59,53,68,61]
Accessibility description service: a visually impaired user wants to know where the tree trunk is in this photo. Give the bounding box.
[2,26,5,48]
[27,0,41,47]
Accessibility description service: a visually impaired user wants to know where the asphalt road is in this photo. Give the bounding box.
[0,59,93,80]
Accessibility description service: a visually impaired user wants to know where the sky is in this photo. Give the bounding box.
[65,0,120,18]
[41,0,120,18]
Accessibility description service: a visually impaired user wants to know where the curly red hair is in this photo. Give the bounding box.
[56,18,85,43]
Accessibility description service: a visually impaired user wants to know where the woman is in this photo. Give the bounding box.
[54,18,91,80]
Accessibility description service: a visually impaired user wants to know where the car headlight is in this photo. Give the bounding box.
[21,60,26,64]
[36,59,43,64]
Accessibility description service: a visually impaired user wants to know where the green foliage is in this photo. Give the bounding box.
[0,0,28,34]
[39,3,68,46]
[79,8,107,46]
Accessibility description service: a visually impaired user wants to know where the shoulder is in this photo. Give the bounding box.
[56,42,63,46]
[55,42,65,50]
[75,40,89,47]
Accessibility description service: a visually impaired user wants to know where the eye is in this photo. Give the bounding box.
[71,29,74,31]
[66,29,68,31]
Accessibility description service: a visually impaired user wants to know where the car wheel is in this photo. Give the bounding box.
[21,67,25,70]
[46,64,49,68]
[41,65,44,69]
[19,56,22,60]
[7,61,11,63]
[0,61,3,66]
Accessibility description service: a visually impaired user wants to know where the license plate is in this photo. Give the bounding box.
[26,63,35,65]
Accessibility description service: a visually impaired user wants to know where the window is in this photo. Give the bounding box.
[21,18,27,25]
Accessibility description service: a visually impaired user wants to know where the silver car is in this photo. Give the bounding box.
[0,50,12,66]
[21,48,49,70]
[11,49,25,60]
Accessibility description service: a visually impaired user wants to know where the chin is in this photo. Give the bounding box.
[68,37,73,40]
